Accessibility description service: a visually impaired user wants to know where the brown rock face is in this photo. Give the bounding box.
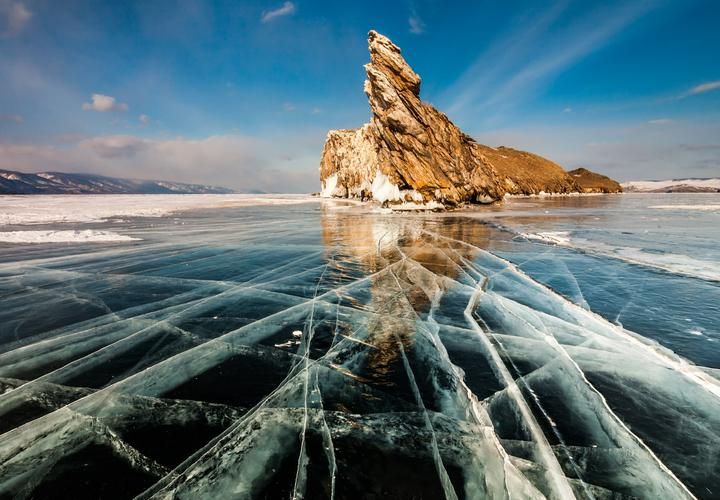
[320,30,617,206]
[568,168,623,193]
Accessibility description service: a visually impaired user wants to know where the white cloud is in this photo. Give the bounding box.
[408,16,425,34]
[261,1,295,23]
[0,0,32,38]
[311,107,321,114]
[563,107,573,113]
[0,113,23,124]
[648,118,673,125]
[82,94,128,113]
[139,114,150,126]
[685,80,720,96]
[0,133,322,193]
[283,102,296,112]
[79,135,150,158]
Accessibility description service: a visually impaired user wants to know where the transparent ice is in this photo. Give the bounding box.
[0,197,718,499]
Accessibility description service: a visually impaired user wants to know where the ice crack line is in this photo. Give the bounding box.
[464,280,577,500]
[424,227,720,400]
[293,255,337,500]
[387,265,459,500]
[491,293,695,498]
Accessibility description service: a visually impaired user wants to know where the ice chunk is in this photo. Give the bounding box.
[370,170,401,202]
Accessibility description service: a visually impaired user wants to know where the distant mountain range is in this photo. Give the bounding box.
[621,178,720,193]
[0,169,237,194]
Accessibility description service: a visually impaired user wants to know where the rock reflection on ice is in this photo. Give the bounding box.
[0,202,717,499]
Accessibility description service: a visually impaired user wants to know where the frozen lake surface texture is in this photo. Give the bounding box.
[0,193,718,499]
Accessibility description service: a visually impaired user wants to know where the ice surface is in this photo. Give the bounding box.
[520,230,720,282]
[649,204,720,211]
[0,196,718,499]
[474,193,720,284]
[0,194,316,226]
[383,200,446,211]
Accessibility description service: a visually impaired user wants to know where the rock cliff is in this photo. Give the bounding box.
[568,168,623,193]
[320,30,619,207]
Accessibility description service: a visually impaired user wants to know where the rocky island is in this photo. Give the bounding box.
[320,30,620,208]
[568,167,623,193]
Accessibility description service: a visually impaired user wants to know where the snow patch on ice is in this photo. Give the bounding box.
[387,201,445,211]
[522,230,720,282]
[0,230,140,244]
[504,192,604,199]
[521,231,572,245]
[0,194,317,226]
[650,204,720,211]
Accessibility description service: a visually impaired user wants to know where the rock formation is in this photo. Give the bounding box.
[568,168,623,193]
[320,30,620,207]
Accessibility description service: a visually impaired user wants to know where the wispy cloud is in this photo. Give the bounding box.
[440,1,570,115]
[261,2,296,23]
[563,107,573,113]
[82,94,128,113]
[139,114,150,126]
[408,16,425,34]
[684,80,720,97]
[648,118,673,125]
[0,0,32,38]
[0,114,23,124]
[442,2,655,124]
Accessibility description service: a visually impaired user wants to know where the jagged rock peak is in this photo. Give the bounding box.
[366,30,421,96]
[320,30,620,208]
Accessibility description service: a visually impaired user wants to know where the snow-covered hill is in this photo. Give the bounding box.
[621,178,720,193]
[0,169,235,194]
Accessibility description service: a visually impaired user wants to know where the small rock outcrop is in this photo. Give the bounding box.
[568,168,623,193]
[320,30,619,207]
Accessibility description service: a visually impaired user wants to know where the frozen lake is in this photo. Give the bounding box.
[0,194,718,499]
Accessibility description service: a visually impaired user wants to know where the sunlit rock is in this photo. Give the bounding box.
[568,167,623,193]
[320,31,619,207]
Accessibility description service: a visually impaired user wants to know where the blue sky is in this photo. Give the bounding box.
[1,0,719,191]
